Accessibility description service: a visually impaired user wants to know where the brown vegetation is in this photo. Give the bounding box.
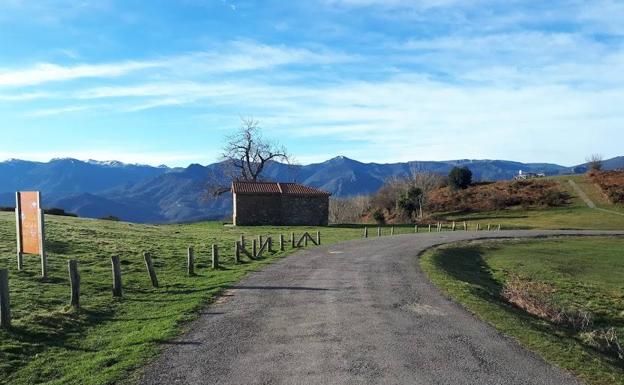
[587,171,624,204]
[427,179,569,212]
[502,275,623,361]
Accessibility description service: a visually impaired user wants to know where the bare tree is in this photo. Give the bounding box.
[329,195,370,224]
[223,117,290,181]
[407,168,444,218]
[206,118,291,197]
[586,153,603,172]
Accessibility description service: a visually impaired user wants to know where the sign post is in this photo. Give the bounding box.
[15,192,47,278]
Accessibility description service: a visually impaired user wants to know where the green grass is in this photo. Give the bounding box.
[421,237,624,385]
[439,175,624,230]
[0,212,367,385]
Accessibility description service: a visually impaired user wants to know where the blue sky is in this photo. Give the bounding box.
[0,0,622,167]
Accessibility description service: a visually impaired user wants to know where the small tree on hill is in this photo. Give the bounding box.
[448,166,472,190]
[372,208,385,224]
[398,186,423,222]
[586,154,603,172]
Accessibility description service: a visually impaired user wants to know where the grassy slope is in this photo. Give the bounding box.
[0,212,366,385]
[421,237,624,385]
[441,175,624,229]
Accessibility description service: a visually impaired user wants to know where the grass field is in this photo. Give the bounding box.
[421,237,624,385]
[0,212,368,385]
[441,175,624,229]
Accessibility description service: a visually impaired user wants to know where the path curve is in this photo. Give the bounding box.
[139,230,624,385]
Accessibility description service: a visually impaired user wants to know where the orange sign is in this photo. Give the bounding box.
[16,191,44,255]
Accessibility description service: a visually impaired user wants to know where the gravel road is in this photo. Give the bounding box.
[138,230,624,385]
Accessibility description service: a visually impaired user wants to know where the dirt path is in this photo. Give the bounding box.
[568,179,624,216]
[138,230,624,385]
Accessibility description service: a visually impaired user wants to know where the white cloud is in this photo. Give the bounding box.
[0,40,353,89]
[0,61,160,88]
[26,105,95,117]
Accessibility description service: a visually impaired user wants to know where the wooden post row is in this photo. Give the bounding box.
[144,252,159,288]
[0,269,10,328]
[68,260,80,308]
[111,256,122,297]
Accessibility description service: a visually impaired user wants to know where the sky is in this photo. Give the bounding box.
[0,0,622,167]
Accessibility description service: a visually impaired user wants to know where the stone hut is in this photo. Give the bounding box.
[232,181,330,226]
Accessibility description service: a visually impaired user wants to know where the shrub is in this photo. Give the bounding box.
[44,208,78,217]
[448,166,472,190]
[372,209,385,224]
[0,206,15,212]
[588,171,624,204]
[427,179,569,212]
[101,215,120,221]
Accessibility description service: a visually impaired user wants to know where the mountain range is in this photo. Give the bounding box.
[1,156,622,223]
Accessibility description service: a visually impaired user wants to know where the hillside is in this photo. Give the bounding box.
[0,156,621,223]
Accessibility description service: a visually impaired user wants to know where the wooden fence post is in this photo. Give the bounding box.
[291,232,295,248]
[212,244,219,269]
[364,227,368,238]
[240,235,245,249]
[68,260,80,308]
[279,234,285,251]
[234,242,241,263]
[452,221,456,231]
[304,234,308,247]
[316,231,321,245]
[253,239,258,256]
[15,193,23,272]
[463,221,467,231]
[377,227,381,237]
[268,237,273,253]
[415,224,418,233]
[391,227,394,236]
[111,256,122,298]
[487,224,491,231]
[144,252,159,288]
[0,269,10,328]
[476,223,481,231]
[428,224,432,232]
[437,223,441,232]
[497,224,502,231]
[187,247,195,275]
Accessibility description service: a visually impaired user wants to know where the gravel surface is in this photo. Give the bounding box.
[138,230,624,385]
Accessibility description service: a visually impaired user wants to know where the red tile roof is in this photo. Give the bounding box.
[232,181,330,196]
